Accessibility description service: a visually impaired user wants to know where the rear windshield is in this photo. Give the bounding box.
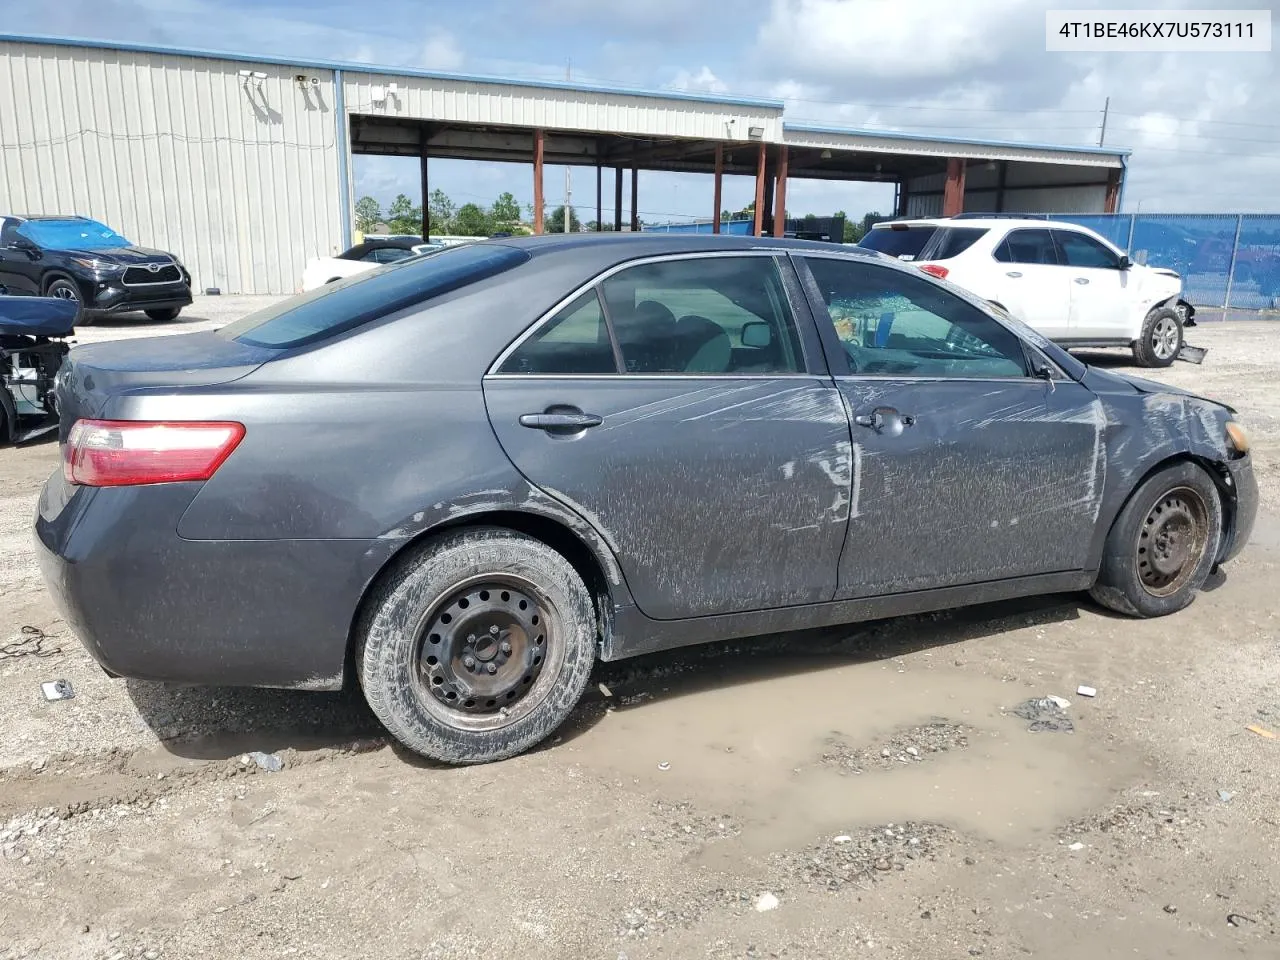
[922,227,988,261]
[221,243,530,348]
[858,225,936,260]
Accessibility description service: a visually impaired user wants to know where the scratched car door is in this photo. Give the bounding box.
[482,252,853,620]
[797,254,1105,599]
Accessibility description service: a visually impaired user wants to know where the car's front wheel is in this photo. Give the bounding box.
[145,307,182,322]
[1090,461,1223,618]
[357,528,597,764]
[1133,306,1183,367]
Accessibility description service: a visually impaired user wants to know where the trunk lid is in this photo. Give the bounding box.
[56,331,277,438]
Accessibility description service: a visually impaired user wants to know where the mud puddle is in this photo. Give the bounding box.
[574,657,1138,850]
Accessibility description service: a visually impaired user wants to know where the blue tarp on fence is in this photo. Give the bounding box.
[1036,214,1280,311]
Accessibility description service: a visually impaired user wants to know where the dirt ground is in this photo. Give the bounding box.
[2,302,1279,960]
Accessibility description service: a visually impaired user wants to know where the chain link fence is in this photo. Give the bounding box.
[1044,213,1280,313]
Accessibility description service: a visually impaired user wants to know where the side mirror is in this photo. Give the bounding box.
[1118,255,1132,270]
[741,321,773,349]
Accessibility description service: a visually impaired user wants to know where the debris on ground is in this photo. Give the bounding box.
[1227,913,1255,927]
[1077,685,1098,698]
[1218,790,1235,803]
[1010,698,1074,734]
[40,679,74,702]
[657,761,670,771]
[245,752,283,772]
[1246,724,1277,739]
[598,683,613,698]
[1,625,62,661]
[1046,695,1071,709]
[1068,842,1085,851]
[753,892,779,912]
[1163,904,1178,915]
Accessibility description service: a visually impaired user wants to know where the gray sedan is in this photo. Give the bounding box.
[36,234,1257,764]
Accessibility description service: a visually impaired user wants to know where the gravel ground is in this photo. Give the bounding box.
[1,303,1279,959]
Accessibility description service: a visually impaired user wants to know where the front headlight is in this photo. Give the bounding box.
[69,256,120,272]
[1226,421,1251,456]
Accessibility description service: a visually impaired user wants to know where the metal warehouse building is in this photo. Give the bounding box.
[0,34,1131,295]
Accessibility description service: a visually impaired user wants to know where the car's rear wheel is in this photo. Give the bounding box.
[1090,461,1223,618]
[357,527,597,764]
[145,308,181,322]
[1133,306,1182,367]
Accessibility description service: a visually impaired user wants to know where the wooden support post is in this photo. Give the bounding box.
[753,142,766,236]
[533,129,545,235]
[712,144,723,234]
[614,167,623,231]
[1104,168,1122,213]
[772,146,789,238]
[595,164,602,231]
[995,161,1009,213]
[630,163,639,232]
[942,157,966,217]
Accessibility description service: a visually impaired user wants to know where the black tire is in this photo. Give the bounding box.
[356,527,597,764]
[145,307,181,322]
[1090,461,1223,618]
[44,278,89,325]
[1132,306,1183,368]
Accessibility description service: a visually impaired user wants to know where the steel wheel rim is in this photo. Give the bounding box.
[51,284,79,302]
[1152,317,1179,359]
[409,572,565,733]
[1135,485,1210,597]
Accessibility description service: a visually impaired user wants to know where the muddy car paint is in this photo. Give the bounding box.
[35,234,1258,691]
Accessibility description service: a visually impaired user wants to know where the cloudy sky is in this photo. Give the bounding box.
[6,0,1279,221]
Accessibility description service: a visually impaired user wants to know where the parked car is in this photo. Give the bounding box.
[0,215,192,322]
[1,292,75,443]
[37,235,1256,764]
[301,237,442,290]
[859,217,1195,367]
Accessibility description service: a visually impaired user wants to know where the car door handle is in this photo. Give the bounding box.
[1074,277,1090,285]
[1005,271,1023,278]
[519,411,603,431]
[853,406,915,436]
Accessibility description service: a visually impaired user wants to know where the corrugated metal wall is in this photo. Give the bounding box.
[343,72,783,142]
[905,161,1109,218]
[0,41,342,294]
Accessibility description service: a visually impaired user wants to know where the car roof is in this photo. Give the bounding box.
[4,215,92,222]
[340,237,427,258]
[485,232,877,269]
[870,216,1096,231]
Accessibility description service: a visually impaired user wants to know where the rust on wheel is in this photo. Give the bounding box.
[414,575,555,731]
[1135,486,1210,598]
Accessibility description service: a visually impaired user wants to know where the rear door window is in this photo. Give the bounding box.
[598,256,805,375]
[498,290,618,375]
[222,243,529,348]
[993,229,1060,265]
[858,226,937,261]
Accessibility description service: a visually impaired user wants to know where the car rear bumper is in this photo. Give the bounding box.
[1219,454,1258,564]
[34,471,397,690]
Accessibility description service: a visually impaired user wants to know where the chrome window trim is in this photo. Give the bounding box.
[487,249,804,377]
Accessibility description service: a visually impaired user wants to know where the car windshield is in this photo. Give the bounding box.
[17,218,130,250]
[858,225,937,260]
[221,242,530,349]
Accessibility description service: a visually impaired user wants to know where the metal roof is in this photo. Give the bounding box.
[0,32,785,110]
[784,122,1130,161]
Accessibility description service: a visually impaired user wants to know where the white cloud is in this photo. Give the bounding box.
[669,66,728,94]
[418,33,465,72]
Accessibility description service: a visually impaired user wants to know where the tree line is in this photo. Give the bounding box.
[355,190,885,241]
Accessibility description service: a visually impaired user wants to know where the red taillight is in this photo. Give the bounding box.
[919,263,949,280]
[63,419,245,487]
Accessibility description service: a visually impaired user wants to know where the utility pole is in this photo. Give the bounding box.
[1098,96,1110,147]
[564,60,572,233]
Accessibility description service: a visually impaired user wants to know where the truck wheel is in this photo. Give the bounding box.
[1132,306,1182,368]
[1090,461,1222,618]
[356,527,597,764]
